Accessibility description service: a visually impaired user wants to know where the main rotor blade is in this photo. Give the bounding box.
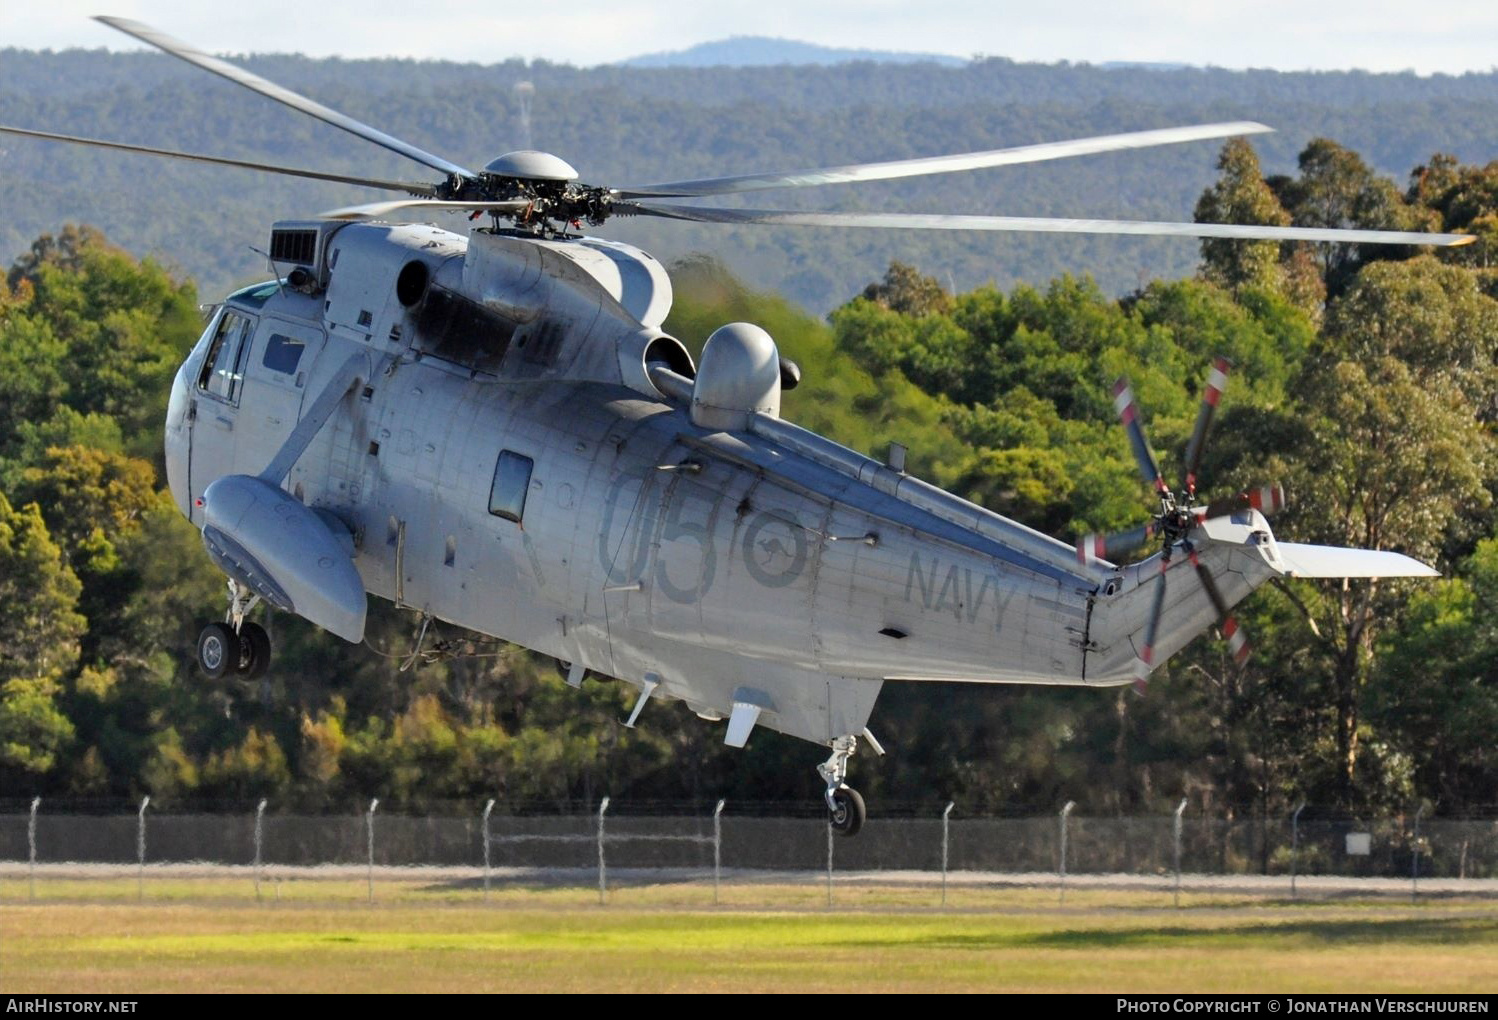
[1183,356,1231,496]
[1187,546,1250,665]
[620,121,1274,198]
[0,125,436,196]
[96,16,475,179]
[621,203,1475,246]
[1114,379,1168,497]
[319,198,532,221]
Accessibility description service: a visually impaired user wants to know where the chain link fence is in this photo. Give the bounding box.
[3,799,1496,902]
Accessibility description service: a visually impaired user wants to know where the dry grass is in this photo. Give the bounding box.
[2,877,1496,993]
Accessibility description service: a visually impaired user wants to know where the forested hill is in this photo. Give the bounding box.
[1,48,1496,309]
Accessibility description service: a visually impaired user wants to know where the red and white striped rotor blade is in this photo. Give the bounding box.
[1134,555,1170,694]
[1188,547,1251,666]
[1183,356,1231,496]
[1201,482,1286,522]
[1077,521,1158,566]
[1114,378,1168,496]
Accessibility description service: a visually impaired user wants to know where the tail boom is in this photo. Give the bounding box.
[1086,510,1436,686]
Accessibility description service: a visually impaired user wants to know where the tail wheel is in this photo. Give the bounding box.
[197,622,240,680]
[236,621,272,679]
[829,787,866,837]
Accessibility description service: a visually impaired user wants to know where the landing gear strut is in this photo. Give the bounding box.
[818,735,866,837]
[196,579,273,680]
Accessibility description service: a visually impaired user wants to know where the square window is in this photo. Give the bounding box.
[488,450,534,523]
[262,333,305,374]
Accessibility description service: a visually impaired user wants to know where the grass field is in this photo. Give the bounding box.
[3,878,1496,992]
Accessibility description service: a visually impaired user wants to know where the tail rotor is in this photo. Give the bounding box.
[1077,356,1283,688]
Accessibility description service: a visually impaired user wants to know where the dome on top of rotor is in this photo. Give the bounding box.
[483,150,578,182]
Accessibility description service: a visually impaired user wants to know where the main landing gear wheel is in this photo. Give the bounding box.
[197,579,275,680]
[818,734,867,837]
[828,786,866,837]
[235,621,271,679]
[197,622,239,680]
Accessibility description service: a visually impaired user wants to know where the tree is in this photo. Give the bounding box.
[1274,139,1430,297]
[1371,538,1498,811]
[1262,258,1497,807]
[1194,139,1292,294]
[1407,153,1498,270]
[859,261,953,317]
[9,226,201,458]
[16,445,159,576]
[0,494,85,779]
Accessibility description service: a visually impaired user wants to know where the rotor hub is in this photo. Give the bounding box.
[481,150,579,182]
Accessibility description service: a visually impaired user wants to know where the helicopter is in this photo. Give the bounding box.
[1,17,1465,835]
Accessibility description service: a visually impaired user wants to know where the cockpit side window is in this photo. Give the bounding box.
[197,310,255,403]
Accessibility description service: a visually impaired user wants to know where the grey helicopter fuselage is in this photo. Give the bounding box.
[162,219,1288,749]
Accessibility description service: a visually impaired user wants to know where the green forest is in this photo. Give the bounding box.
[1,137,1495,820]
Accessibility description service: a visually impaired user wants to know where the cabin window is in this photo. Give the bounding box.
[198,310,254,403]
[488,450,534,523]
[262,333,305,374]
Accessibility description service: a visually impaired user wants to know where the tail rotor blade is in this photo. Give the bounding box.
[1222,617,1250,665]
[1077,521,1158,566]
[1183,356,1231,496]
[1114,378,1168,496]
[1134,554,1170,694]
[1201,483,1286,522]
[1188,547,1251,666]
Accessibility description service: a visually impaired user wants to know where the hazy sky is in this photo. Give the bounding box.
[4,0,1497,74]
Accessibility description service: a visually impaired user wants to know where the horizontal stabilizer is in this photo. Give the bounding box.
[1276,543,1439,579]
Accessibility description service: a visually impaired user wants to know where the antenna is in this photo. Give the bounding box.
[513,80,535,150]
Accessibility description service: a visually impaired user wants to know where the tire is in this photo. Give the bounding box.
[236,621,272,679]
[197,622,240,680]
[829,786,866,837]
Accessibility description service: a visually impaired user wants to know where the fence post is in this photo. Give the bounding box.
[136,796,150,902]
[941,801,955,908]
[1058,801,1076,905]
[1412,804,1426,903]
[482,799,495,902]
[254,799,267,902]
[596,797,611,905]
[366,798,378,905]
[1291,802,1307,898]
[1173,798,1188,908]
[826,808,838,904]
[28,796,39,902]
[713,799,725,907]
